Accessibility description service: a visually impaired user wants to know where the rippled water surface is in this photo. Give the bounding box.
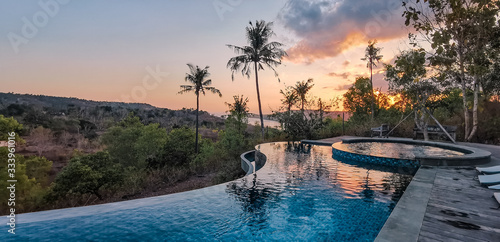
[337,142,465,159]
[5,142,415,241]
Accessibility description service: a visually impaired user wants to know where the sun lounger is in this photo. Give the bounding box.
[477,165,500,175]
[478,173,500,186]
[495,193,500,206]
[489,184,500,190]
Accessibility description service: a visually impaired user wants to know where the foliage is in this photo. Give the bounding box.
[0,148,52,212]
[49,151,123,200]
[280,86,298,112]
[179,64,222,153]
[227,20,287,139]
[361,40,383,120]
[0,114,24,142]
[292,78,314,110]
[403,0,500,141]
[274,111,324,140]
[162,127,197,166]
[225,95,249,134]
[343,77,374,120]
[101,114,168,169]
[385,48,440,140]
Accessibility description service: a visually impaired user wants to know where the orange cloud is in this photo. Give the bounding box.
[280,0,409,64]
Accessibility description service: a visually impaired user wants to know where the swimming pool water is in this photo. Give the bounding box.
[336,142,465,160]
[2,142,415,241]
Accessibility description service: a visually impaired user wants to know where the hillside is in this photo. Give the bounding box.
[0,92,225,130]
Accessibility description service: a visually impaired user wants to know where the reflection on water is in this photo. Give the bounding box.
[225,142,415,241]
[6,142,414,241]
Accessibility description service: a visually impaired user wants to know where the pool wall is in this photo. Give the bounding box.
[240,146,268,175]
[331,146,420,168]
[240,150,255,175]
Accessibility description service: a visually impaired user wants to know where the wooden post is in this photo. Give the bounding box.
[385,111,414,138]
[342,112,345,135]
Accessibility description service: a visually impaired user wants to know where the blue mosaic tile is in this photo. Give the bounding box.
[331,148,420,168]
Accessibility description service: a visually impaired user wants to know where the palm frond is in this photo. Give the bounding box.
[178,85,195,94]
[205,87,222,97]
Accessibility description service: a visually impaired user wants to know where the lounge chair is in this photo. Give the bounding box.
[477,165,500,175]
[478,173,500,186]
[488,184,500,190]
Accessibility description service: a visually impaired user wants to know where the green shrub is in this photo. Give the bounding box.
[49,152,123,200]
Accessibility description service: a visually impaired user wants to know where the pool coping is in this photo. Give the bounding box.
[374,166,437,242]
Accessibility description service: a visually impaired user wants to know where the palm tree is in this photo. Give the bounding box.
[316,98,331,121]
[292,78,314,111]
[279,86,298,112]
[361,40,383,121]
[179,64,222,153]
[227,20,287,139]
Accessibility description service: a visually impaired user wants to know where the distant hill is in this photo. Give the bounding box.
[0,92,158,111]
[0,92,225,133]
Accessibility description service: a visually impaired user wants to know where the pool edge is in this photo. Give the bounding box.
[374,166,437,242]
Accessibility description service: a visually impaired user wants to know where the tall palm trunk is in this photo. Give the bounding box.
[369,63,375,121]
[254,61,265,139]
[195,93,199,153]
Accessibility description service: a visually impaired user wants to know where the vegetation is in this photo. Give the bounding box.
[385,49,439,140]
[227,20,287,139]
[403,0,500,141]
[361,40,383,121]
[225,95,250,134]
[2,4,500,215]
[179,64,222,153]
[292,78,314,111]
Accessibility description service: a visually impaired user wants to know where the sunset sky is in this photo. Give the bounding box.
[0,0,414,114]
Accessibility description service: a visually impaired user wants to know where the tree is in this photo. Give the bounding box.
[361,40,383,121]
[403,0,500,141]
[227,20,287,139]
[343,77,374,119]
[50,152,123,200]
[30,126,53,156]
[101,114,168,169]
[0,115,24,143]
[292,78,314,111]
[316,98,331,121]
[179,64,222,153]
[225,95,250,134]
[385,49,439,140]
[279,86,298,112]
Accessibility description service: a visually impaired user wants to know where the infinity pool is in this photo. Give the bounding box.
[2,142,415,241]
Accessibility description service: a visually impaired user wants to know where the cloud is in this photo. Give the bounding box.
[327,72,350,79]
[342,60,350,67]
[280,0,408,63]
[323,84,353,91]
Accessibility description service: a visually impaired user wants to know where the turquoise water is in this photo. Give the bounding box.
[2,142,414,241]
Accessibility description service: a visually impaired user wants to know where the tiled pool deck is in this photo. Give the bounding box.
[305,137,500,241]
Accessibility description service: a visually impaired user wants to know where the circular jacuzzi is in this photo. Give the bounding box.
[332,138,491,167]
